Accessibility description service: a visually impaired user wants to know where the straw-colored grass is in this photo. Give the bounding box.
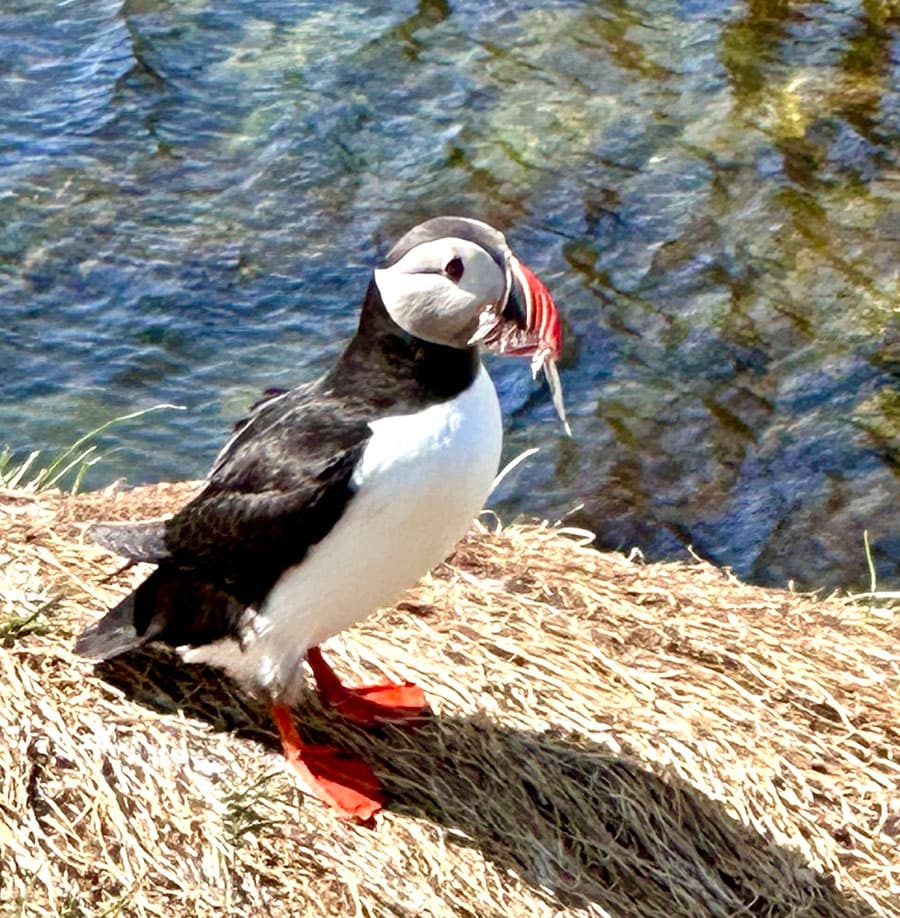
[1,481,897,917]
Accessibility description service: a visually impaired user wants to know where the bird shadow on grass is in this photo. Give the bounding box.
[96,650,877,918]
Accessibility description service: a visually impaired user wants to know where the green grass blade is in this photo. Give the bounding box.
[1,402,185,493]
[39,403,186,483]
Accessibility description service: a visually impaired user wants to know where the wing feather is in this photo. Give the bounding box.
[90,519,169,563]
[79,384,373,655]
[161,388,372,605]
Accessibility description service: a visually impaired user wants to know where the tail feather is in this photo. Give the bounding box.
[75,592,161,661]
[90,519,169,563]
[76,567,247,661]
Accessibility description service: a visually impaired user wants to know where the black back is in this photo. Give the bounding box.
[126,278,481,648]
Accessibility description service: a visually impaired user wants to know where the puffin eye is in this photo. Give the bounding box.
[444,256,464,282]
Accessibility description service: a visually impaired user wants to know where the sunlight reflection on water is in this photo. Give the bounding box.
[1,0,897,590]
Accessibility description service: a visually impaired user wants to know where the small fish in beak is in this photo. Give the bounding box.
[469,255,571,436]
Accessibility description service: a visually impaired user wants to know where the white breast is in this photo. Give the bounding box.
[183,364,502,701]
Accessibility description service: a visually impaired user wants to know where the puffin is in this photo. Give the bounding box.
[76,216,565,821]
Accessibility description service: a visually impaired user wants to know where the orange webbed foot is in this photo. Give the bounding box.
[307,645,433,727]
[270,702,383,822]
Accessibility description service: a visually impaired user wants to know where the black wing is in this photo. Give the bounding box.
[91,380,371,592]
[163,384,372,604]
[79,384,372,658]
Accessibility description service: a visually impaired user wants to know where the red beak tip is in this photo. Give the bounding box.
[507,256,562,360]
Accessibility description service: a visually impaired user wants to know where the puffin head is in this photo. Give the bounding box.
[373,217,561,362]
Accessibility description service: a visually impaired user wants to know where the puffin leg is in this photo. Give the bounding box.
[270,702,383,822]
[307,645,432,726]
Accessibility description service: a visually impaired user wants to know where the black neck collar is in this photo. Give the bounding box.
[328,280,481,409]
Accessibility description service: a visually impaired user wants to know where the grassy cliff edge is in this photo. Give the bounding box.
[1,481,897,916]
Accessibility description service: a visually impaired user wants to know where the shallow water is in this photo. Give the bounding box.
[1,0,897,591]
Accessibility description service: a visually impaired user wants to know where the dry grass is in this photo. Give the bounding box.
[0,481,897,917]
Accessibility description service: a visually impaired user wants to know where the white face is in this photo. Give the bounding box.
[374,236,508,349]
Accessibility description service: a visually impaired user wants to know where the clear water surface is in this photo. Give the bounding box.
[1,0,897,591]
